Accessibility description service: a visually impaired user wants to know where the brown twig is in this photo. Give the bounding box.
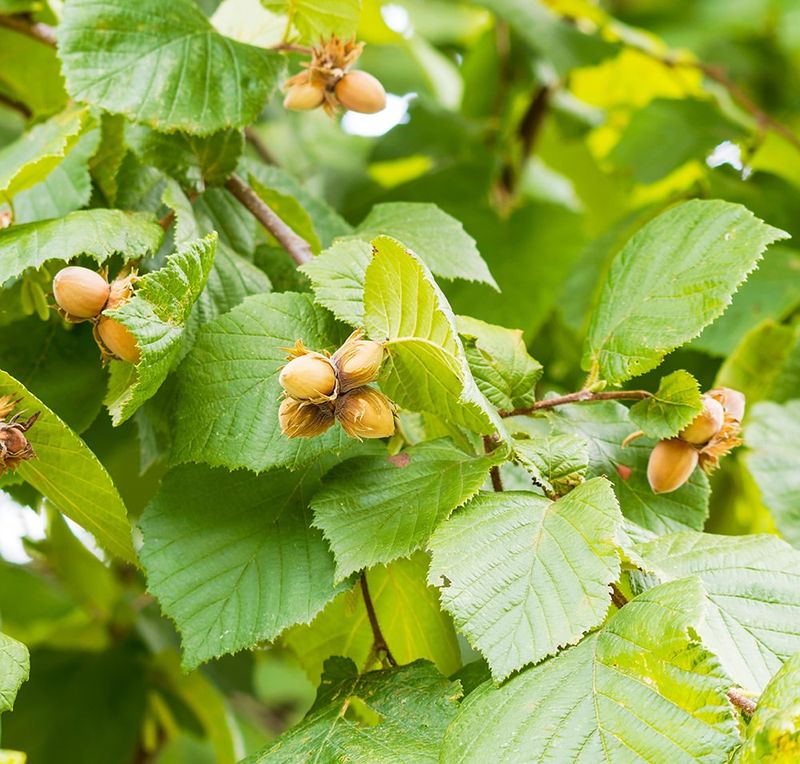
[244,127,276,165]
[270,42,313,54]
[225,173,313,266]
[500,390,652,418]
[0,90,32,118]
[483,435,504,492]
[360,572,397,667]
[0,14,57,46]
[727,688,757,716]
[610,583,629,610]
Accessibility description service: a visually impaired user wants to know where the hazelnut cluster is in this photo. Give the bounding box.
[52,266,140,364]
[282,36,386,115]
[278,329,395,440]
[0,396,39,476]
[646,387,745,494]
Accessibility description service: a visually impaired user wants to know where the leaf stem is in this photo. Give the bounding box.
[727,688,757,716]
[270,42,313,55]
[500,390,651,418]
[224,173,314,266]
[359,571,397,667]
[0,14,57,46]
[483,436,504,492]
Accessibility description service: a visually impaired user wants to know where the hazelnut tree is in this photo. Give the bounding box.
[1,1,800,762]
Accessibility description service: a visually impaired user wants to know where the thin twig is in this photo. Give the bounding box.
[244,127,276,165]
[360,572,397,667]
[0,90,31,118]
[225,173,313,266]
[728,688,757,716]
[483,435,504,492]
[500,390,652,418]
[610,583,628,610]
[270,42,313,54]
[0,14,57,46]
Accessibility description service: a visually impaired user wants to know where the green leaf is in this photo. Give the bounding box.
[583,200,789,385]
[629,370,702,439]
[428,477,622,680]
[715,320,798,406]
[284,552,461,683]
[260,0,360,42]
[738,653,800,763]
[550,400,710,534]
[0,632,29,714]
[127,125,244,191]
[364,236,499,435]
[13,128,101,223]
[58,0,286,135]
[609,98,744,184]
[635,531,800,692]
[172,292,354,472]
[246,658,460,763]
[351,203,497,288]
[0,208,164,286]
[249,174,322,254]
[139,460,351,670]
[746,400,800,548]
[512,433,588,496]
[0,106,88,201]
[299,239,370,326]
[0,370,135,563]
[457,315,543,412]
[311,439,499,581]
[104,234,217,425]
[442,577,739,763]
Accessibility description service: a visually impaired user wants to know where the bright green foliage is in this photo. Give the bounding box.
[429,478,622,680]
[172,292,352,472]
[0,632,28,714]
[442,577,740,763]
[512,433,588,496]
[0,370,135,562]
[284,552,461,682]
[58,0,285,134]
[261,0,360,42]
[247,657,461,763]
[584,200,789,384]
[636,532,800,692]
[364,236,499,434]
[551,400,710,534]
[311,439,499,580]
[746,401,800,547]
[351,203,497,288]
[104,234,217,425]
[0,208,163,285]
[250,175,322,253]
[139,459,352,670]
[629,370,702,439]
[457,316,543,411]
[738,653,800,763]
[0,106,88,201]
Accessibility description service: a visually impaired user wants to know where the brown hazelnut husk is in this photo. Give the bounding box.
[52,266,110,322]
[335,387,395,440]
[279,397,335,439]
[0,396,40,476]
[647,438,699,494]
[332,329,384,393]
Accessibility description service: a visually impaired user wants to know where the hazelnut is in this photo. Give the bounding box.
[708,387,746,423]
[335,387,395,439]
[647,439,698,494]
[283,82,325,111]
[334,71,386,114]
[679,394,725,445]
[279,397,335,438]
[96,316,140,364]
[279,353,337,403]
[332,330,384,393]
[52,266,110,320]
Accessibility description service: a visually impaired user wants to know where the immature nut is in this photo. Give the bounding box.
[679,394,725,445]
[334,71,386,114]
[96,316,140,364]
[647,438,698,494]
[52,266,110,320]
[279,353,338,402]
[708,387,746,422]
[283,81,325,111]
[333,330,384,393]
[336,387,395,439]
[279,398,335,438]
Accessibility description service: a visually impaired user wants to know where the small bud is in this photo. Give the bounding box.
[708,387,746,422]
[279,353,337,402]
[334,71,386,114]
[335,387,395,439]
[679,394,725,445]
[647,439,698,494]
[333,330,384,393]
[53,266,110,320]
[283,82,325,111]
[279,398,335,438]
[96,316,140,364]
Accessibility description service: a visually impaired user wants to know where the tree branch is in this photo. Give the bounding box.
[0,14,57,46]
[224,173,314,266]
[500,390,652,418]
[360,572,397,667]
[727,688,757,716]
[244,127,276,165]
